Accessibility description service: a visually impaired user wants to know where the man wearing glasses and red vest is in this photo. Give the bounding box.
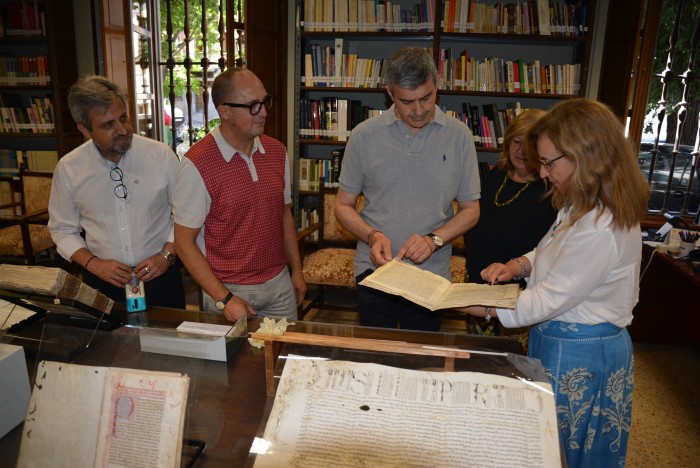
[173,68,306,322]
[48,75,185,308]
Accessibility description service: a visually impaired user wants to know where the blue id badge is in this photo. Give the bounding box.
[125,271,147,312]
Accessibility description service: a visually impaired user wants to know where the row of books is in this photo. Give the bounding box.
[0,96,54,134]
[302,0,436,32]
[0,55,50,86]
[442,0,589,36]
[0,149,58,172]
[438,50,581,95]
[299,149,345,192]
[23,149,57,172]
[0,1,45,37]
[299,97,384,141]
[446,101,526,148]
[304,41,384,88]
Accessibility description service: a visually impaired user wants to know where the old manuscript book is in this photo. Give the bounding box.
[253,357,560,467]
[17,361,189,468]
[359,259,520,310]
[0,264,114,314]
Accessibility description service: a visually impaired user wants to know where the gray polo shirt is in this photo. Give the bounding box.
[339,104,480,279]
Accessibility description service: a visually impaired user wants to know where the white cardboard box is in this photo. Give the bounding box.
[0,343,31,439]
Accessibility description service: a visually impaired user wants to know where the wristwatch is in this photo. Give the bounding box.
[425,233,444,250]
[215,292,234,311]
[160,248,176,266]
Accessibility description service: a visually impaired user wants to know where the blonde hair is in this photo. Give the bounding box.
[497,108,547,174]
[525,99,649,229]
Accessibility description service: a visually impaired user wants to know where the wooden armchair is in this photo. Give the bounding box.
[297,181,362,318]
[0,170,54,264]
[297,179,467,319]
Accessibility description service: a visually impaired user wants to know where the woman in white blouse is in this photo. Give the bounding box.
[460,98,649,468]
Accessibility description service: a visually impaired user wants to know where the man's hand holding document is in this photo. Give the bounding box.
[359,259,519,311]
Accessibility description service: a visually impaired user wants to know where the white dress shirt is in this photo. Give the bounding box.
[497,207,642,329]
[48,134,178,266]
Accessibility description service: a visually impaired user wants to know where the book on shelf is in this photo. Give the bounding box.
[537,0,551,35]
[359,259,520,311]
[330,148,344,187]
[17,361,189,468]
[0,148,21,176]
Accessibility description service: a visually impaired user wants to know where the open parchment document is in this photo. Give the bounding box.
[359,259,520,310]
[18,361,189,468]
[253,358,561,468]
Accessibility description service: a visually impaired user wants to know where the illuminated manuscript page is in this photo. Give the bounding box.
[359,259,519,310]
[254,357,560,468]
[18,361,189,468]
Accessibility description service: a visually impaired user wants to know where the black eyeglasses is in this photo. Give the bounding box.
[539,154,567,169]
[110,167,128,199]
[221,95,274,115]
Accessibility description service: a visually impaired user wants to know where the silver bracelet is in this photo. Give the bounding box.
[484,307,492,322]
[512,257,527,281]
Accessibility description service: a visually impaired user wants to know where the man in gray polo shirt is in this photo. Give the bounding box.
[335,46,480,331]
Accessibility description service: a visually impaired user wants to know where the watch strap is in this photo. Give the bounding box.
[425,232,443,250]
[220,291,234,306]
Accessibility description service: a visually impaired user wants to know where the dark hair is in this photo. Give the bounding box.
[67,75,127,130]
[382,47,437,93]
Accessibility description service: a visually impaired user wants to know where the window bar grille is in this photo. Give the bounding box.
[165,1,176,150]
[183,2,194,149]
[200,4,210,134]
[649,0,700,215]
[677,12,700,214]
[162,1,228,153]
[648,0,682,189]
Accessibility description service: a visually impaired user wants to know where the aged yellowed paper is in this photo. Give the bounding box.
[359,259,520,310]
[18,361,189,468]
[253,357,560,467]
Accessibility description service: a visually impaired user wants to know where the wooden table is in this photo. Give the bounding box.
[0,305,524,467]
[629,243,700,350]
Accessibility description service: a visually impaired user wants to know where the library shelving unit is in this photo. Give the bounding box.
[0,0,81,177]
[293,0,597,231]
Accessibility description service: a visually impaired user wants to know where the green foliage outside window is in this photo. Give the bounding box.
[645,0,700,145]
[160,0,244,99]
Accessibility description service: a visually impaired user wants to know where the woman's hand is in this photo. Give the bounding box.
[481,262,515,284]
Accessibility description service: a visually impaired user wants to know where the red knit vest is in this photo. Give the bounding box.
[187,133,287,284]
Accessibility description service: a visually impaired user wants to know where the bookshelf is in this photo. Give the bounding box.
[293,0,597,230]
[0,0,81,173]
[0,0,81,216]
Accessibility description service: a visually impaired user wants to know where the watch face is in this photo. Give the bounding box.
[215,301,225,311]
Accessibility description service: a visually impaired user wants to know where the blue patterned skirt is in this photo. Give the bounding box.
[529,321,634,468]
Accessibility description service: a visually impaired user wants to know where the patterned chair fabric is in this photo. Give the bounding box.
[0,171,54,264]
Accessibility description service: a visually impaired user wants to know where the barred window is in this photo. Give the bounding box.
[635,0,700,221]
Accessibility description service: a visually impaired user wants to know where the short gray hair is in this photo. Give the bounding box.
[67,75,127,130]
[382,47,437,93]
